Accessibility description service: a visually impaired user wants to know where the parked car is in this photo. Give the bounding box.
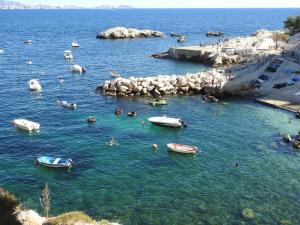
[273,82,287,89]
[258,74,269,81]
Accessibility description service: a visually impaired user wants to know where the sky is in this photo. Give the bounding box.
[17,0,300,8]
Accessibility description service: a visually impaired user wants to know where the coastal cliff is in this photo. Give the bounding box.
[97,70,226,97]
[97,27,164,39]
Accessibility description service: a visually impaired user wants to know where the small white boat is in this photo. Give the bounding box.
[71,40,80,48]
[28,79,42,92]
[12,119,40,132]
[0,49,4,54]
[70,65,86,73]
[24,40,32,45]
[27,60,32,65]
[167,143,198,154]
[148,116,186,128]
[36,156,73,169]
[61,100,76,109]
[64,50,73,60]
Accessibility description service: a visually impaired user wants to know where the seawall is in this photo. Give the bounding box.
[96,70,227,97]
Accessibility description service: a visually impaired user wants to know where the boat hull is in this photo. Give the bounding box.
[12,119,40,132]
[37,157,72,169]
[167,143,198,154]
[150,121,181,127]
[148,117,183,128]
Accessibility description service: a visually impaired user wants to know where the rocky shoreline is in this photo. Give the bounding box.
[97,70,226,97]
[97,27,164,39]
[17,209,120,225]
[152,29,285,67]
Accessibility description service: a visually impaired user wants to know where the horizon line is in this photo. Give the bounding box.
[1,7,300,9]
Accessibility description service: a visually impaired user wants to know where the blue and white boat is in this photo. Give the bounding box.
[36,156,73,168]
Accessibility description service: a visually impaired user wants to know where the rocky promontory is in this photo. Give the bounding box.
[97,27,164,39]
[97,71,226,97]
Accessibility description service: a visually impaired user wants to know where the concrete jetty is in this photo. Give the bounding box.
[152,29,285,67]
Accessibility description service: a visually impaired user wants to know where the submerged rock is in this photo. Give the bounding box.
[97,27,164,39]
[242,208,256,219]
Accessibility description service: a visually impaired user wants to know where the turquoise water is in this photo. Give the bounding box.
[1,9,300,225]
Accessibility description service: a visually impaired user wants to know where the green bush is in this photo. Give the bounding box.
[0,188,22,225]
[284,15,300,35]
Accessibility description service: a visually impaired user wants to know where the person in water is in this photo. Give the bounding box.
[87,116,95,123]
[115,107,123,116]
[59,76,64,84]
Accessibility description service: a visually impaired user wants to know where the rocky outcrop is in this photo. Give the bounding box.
[152,29,285,67]
[206,32,224,37]
[17,210,46,225]
[17,210,121,225]
[97,27,164,39]
[96,71,226,97]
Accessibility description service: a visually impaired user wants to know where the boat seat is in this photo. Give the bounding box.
[53,158,61,164]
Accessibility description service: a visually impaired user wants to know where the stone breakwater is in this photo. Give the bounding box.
[97,27,164,39]
[96,71,226,97]
[152,29,285,67]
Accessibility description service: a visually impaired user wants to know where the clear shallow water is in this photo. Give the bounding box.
[1,8,300,225]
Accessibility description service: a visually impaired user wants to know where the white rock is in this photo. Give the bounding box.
[17,210,46,225]
[97,27,164,39]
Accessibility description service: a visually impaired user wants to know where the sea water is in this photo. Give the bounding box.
[1,8,300,224]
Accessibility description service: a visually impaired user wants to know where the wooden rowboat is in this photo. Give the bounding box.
[167,143,198,154]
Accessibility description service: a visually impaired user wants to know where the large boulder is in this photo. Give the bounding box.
[17,210,46,225]
[97,27,164,39]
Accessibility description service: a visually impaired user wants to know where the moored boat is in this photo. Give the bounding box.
[28,79,42,92]
[167,143,198,154]
[203,94,218,102]
[70,64,86,73]
[127,111,137,117]
[36,156,73,169]
[12,119,40,132]
[61,100,76,109]
[64,50,73,60]
[148,116,186,127]
[71,40,80,48]
[150,98,168,106]
[24,40,32,45]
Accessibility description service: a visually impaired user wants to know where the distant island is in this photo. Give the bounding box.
[0,0,133,9]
